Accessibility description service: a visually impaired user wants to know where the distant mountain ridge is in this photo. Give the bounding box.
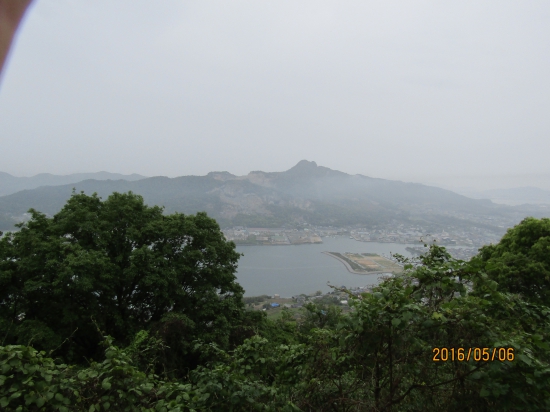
[0,160,530,231]
[456,186,550,206]
[0,171,147,197]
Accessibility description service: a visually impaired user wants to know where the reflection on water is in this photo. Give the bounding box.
[235,237,421,297]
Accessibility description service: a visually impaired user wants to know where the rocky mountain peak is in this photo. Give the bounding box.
[283,160,347,179]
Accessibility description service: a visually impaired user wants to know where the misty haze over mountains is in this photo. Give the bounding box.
[454,187,550,206]
[0,171,147,197]
[0,160,548,233]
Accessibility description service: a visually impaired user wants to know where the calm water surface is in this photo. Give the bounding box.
[235,237,420,297]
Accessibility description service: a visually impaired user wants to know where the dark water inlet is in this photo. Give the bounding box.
[235,237,422,297]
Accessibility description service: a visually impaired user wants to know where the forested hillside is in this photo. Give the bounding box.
[1,192,550,411]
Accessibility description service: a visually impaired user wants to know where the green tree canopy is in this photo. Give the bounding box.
[0,191,244,366]
[473,217,550,306]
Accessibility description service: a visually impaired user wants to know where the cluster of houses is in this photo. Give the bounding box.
[406,246,479,260]
[266,286,377,309]
[224,223,502,249]
[223,227,323,245]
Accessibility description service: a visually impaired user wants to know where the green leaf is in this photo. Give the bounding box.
[517,354,532,366]
[470,372,483,380]
[401,311,413,322]
[391,318,401,327]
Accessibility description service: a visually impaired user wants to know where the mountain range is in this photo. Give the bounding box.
[0,171,147,197]
[455,187,550,206]
[0,161,546,231]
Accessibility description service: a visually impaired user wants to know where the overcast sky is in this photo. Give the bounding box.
[0,1,549,189]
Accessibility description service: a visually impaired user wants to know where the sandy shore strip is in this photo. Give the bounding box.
[322,251,391,275]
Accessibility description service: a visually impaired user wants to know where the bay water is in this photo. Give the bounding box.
[235,237,422,297]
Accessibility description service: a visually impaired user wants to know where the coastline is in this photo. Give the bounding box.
[322,251,392,275]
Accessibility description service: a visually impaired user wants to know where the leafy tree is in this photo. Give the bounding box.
[0,191,245,369]
[0,333,300,412]
[474,217,550,306]
[298,302,342,334]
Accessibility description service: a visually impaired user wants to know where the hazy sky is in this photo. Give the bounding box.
[1,1,549,188]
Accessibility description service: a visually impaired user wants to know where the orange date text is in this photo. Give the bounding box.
[432,347,514,362]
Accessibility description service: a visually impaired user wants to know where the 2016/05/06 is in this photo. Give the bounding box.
[432,347,515,362]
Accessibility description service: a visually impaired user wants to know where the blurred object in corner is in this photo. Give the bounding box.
[0,0,33,80]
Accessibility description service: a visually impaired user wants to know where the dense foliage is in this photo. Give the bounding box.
[1,196,550,411]
[0,192,249,372]
[474,217,550,306]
